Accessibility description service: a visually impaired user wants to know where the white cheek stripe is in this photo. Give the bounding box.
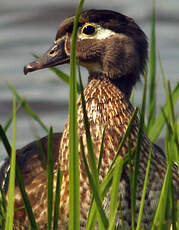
[78,25,115,40]
[54,35,70,56]
[55,35,65,44]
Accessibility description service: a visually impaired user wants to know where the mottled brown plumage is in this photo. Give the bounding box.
[1,9,178,230]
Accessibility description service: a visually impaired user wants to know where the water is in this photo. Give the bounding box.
[0,0,179,161]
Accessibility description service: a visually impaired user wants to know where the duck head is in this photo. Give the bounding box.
[24,9,148,97]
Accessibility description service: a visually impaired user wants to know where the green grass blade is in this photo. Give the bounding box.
[68,1,84,229]
[0,125,12,156]
[0,127,39,229]
[80,139,108,229]
[108,157,124,230]
[86,153,130,230]
[49,67,69,84]
[148,82,179,141]
[0,189,6,229]
[86,201,97,230]
[8,83,48,133]
[130,91,135,106]
[108,107,138,172]
[136,144,152,230]
[159,55,179,157]
[170,179,177,230]
[177,201,179,230]
[162,84,179,156]
[167,81,176,125]
[3,101,24,133]
[161,107,178,229]
[98,125,106,172]
[5,95,16,230]
[86,150,130,229]
[151,159,172,229]
[152,118,172,229]
[128,137,134,230]
[53,167,63,230]
[131,75,147,230]
[147,0,156,130]
[149,53,179,144]
[78,70,99,188]
[16,166,39,229]
[158,52,168,97]
[49,67,81,94]
[47,126,54,230]
[84,124,106,230]
[167,82,179,161]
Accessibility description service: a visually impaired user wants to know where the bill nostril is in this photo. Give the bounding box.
[49,44,58,55]
[50,49,55,55]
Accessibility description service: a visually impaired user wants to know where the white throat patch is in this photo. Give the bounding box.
[78,24,115,40]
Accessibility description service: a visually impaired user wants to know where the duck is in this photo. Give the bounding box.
[0,9,178,230]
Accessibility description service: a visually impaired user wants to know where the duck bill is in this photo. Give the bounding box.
[24,37,70,75]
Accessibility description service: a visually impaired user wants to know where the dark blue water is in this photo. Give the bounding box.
[0,0,179,162]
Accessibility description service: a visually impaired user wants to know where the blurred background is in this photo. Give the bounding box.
[0,0,179,162]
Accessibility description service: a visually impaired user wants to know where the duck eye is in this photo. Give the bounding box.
[81,24,96,36]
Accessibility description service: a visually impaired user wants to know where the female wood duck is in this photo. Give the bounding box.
[1,9,178,229]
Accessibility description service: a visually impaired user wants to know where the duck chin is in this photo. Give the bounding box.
[79,60,102,73]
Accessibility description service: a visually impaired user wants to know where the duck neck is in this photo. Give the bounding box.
[88,72,138,99]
